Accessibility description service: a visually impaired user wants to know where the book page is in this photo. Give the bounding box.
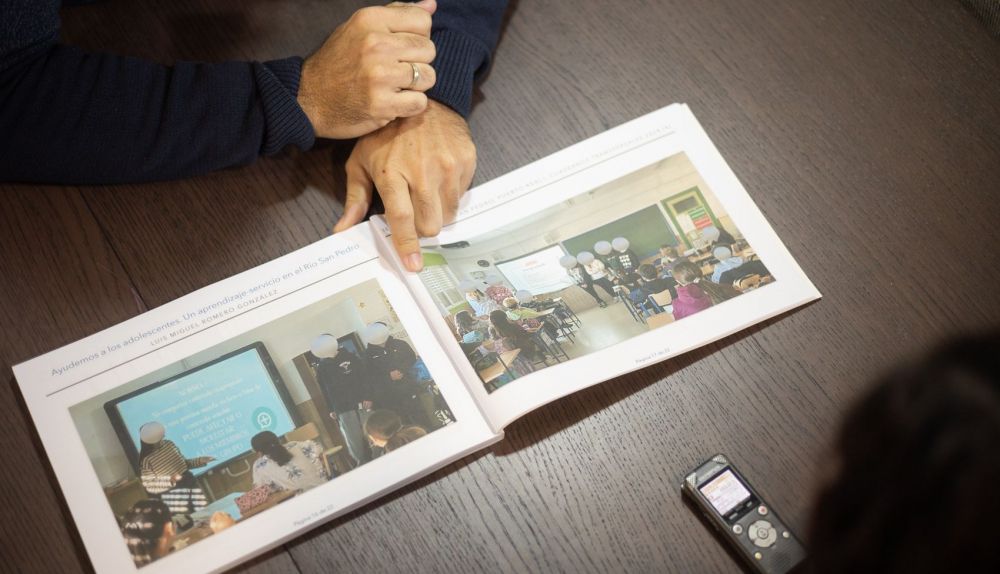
[377,104,820,431]
[12,225,498,574]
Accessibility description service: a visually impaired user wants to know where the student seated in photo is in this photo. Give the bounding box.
[657,244,680,274]
[250,431,328,494]
[670,261,740,320]
[364,409,427,454]
[502,297,559,338]
[454,310,491,344]
[465,288,502,318]
[137,421,212,520]
[709,245,744,284]
[808,332,1000,574]
[484,276,515,305]
[501,296,543,323]
[638,264,678,300]
[121,499,174,567]
[488,310,540,361]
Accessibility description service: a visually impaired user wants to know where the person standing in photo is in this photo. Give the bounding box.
[580,252,617,301]
[363,323,431,428]
[565,258,607,308]
[136,422,213,523]
[310,334,372,467]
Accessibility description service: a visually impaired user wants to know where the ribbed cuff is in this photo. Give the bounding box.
[426,29,492,118]
[255,56,315,154]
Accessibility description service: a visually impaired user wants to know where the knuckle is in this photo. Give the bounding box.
[360,32,383,53]
[438,156,458,176]
[408,94,428,115]
[352,8,375,27]
[387,203,414,224]
[415,221,441,237]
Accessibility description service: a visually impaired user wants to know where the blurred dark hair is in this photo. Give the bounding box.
[809,332,1000,573]
[638,263,657,281]
[121,499,172,567]
[251,431,292,466]
[365,409,403,442]
[454,310,476,334]
[384,425,427,453]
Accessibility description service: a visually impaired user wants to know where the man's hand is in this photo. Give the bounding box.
[390,369,404,381]
[298,0,438,139]
[334,100,477,272]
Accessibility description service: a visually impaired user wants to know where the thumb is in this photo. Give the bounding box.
[412,0,436,14]
[387,0,436,15]
[334,162,374,233]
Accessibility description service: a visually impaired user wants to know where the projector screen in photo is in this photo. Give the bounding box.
[496,245,576,295]
[106,343,297,474]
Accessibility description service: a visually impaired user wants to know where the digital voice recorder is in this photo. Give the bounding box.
[682,454,806,574]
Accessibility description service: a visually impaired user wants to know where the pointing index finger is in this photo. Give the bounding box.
[376,172,424,272]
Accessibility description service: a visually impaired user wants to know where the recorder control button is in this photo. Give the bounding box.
[757,505,768,516]
[749,520,777,548]
[732,524,743,535]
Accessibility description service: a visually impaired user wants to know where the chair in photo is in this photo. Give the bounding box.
[646,312,675,330]
[471,348,522,392]
[733,274,762,292]
[543,314,577,343]
[614,285,645,323]
[527,327,569,367]
[555,298,582,327]
[718,259,771,287]
[647,289,674,315]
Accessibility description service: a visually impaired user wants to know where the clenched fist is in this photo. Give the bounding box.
[298,0,438,139]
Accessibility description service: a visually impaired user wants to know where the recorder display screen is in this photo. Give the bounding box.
[700,469,751,515]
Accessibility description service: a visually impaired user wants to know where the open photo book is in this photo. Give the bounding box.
[13,103,820,573]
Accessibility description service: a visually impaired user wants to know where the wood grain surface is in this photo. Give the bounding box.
[2,0,999,572]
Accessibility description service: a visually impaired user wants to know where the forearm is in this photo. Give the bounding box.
[426,0,509,117]
[0,45,314,184]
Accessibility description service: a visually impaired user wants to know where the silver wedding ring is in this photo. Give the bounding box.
[408,62,420,90]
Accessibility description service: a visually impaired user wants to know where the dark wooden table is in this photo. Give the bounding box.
[2,1,998,572]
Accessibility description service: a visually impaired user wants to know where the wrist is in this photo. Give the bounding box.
[297,57,323,135]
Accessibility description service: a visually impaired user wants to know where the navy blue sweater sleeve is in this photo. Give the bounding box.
[426,0,509,118]
[0,1,314,184]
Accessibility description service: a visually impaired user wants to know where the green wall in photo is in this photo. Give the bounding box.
[562,205,678,260]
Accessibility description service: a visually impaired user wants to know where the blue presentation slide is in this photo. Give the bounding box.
[115,348,296,473]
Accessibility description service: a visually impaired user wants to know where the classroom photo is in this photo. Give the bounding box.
[68,279,454,568]
[417,152,775,393]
